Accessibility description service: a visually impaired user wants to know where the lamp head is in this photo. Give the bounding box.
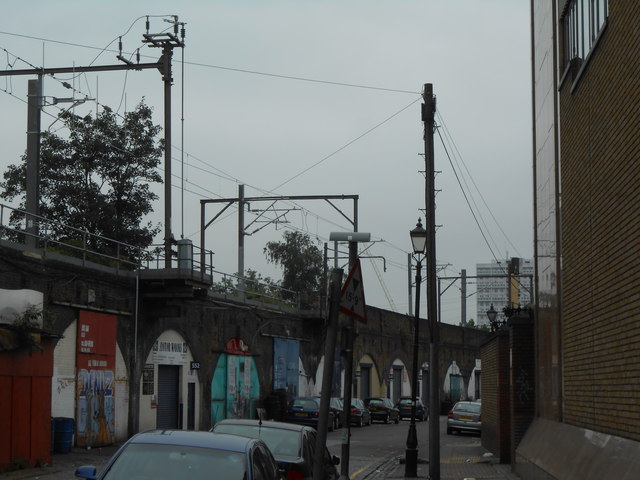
[409,218,427,254]
[486,303,498,322]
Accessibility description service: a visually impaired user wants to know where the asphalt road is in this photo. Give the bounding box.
[1,416,487,480]
[326,415,486,478]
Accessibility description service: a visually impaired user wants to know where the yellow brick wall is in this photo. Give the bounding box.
[559,0,640,440]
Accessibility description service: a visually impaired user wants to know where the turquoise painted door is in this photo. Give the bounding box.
[450,374,462,403]
[211,354,260,425]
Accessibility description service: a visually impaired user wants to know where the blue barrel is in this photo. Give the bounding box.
[53,417,75,453]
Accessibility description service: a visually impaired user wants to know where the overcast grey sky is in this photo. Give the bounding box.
[0,1,533,324]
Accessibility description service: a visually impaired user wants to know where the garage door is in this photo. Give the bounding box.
[157,365,179,429]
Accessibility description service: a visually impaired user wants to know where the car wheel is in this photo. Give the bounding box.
[384,414,389,424]
[447,427,452,435]
[328,416,334,432]
[394,415,399,424]
[358,416,363,427]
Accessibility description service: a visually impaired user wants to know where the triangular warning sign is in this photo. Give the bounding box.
[339,258,367,323]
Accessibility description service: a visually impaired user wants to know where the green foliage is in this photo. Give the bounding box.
[5,304,45,354]
[459,317,490,332]
[0,101,162,256]
[211,269,293,307]
[264,231,323,308]
[242,268,280,299]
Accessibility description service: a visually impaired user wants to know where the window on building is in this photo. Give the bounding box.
[563,0,608,70]
[143,363,155,395]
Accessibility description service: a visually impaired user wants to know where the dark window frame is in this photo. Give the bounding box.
[560,0,608,91]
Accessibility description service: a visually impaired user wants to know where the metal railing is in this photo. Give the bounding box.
[209,269,301,311]
[142,242,215,280]
[0,202,142,272]
[1,202,321,312]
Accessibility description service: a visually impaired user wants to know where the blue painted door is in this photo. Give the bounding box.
[273,338,300,397]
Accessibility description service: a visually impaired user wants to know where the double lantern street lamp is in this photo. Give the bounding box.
[405,218,427,477]
[487,303,506,332]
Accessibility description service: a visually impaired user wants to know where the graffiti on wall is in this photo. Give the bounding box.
[77,368,115,446]
[76,311,117,447]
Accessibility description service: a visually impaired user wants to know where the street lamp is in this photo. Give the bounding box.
[405,218,426,477]
[487,303,502,332]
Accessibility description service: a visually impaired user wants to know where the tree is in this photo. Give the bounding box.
[211,268,280,300]
[0,101,162,257]
[264,231,324,308]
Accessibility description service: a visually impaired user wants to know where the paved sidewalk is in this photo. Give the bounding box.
[355,452,521,480]
[1,444,120,480]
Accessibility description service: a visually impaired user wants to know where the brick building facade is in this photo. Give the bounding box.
[519,1,640,478]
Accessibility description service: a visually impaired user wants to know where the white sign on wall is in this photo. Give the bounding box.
[152,340,188,364]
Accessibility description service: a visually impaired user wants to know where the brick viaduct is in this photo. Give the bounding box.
[1,241,488,439]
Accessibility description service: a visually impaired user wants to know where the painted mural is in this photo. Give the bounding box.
[211,338,260,424]
[76,311,117,447]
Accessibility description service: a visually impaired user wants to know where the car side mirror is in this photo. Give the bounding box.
[75,466,98,480]
[332,455,340,465]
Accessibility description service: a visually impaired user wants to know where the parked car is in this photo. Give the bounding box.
[447,400,482,435]
[364,397,400,424]
[75,429,283,480]
[396,396,428,421]
[213,418,340,480]
[310,396,343,431]
[349,398,371,427]
[329,397,345,429]
[285,396,336,431]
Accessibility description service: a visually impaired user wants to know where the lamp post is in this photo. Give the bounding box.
[487,303,501,332]
[405,218,427,477]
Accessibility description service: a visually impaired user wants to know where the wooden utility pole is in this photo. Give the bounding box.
[313,268,343,480]
[423,83,440,480]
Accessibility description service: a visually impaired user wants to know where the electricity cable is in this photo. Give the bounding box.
[0,30,419,95]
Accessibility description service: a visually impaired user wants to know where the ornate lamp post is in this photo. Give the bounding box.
[487,303,502,332]
[405,218,427,477]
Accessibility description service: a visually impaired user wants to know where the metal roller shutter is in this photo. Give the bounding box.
[157,365,179,429]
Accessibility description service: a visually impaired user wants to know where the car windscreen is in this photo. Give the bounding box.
[213,425,302,459]
[455,402,481,413]
[292,399,319,409]
[102,443,246,480]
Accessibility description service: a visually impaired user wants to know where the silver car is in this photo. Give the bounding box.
[446,401,481,435]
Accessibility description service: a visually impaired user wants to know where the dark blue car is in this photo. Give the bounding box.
[75,430,283,480]
[285,396,336,431]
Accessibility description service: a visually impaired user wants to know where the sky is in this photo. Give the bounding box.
[0,1,533,324]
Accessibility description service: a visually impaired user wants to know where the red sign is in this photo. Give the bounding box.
[226,337,251,355]
[77,311,117,369]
